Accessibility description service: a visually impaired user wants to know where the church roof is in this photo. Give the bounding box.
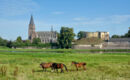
[29,15,34,25]
[37,31,51,33]
[37,31,56,35]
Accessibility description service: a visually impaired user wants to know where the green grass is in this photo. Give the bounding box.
[0,49,130,80]
[0,47,130,53]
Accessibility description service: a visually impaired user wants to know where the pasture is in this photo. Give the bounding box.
[0,49,130,80]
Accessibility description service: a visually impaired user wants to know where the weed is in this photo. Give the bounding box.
[13,67,18,77]
[32,69,35,74]
[0,66,7,76]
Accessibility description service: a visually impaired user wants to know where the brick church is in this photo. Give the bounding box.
[28,15,57,43]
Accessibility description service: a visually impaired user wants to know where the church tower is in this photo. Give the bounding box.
[28,15,37,42]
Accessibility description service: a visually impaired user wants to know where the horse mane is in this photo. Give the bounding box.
[72,61,78,64]
[40,62,46,64]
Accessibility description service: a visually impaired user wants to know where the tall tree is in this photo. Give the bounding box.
[13,36,24,47]
[0,37,8,46]
[16,36,22,43]
[77,31,86,39]
[6,41,13,48]
[58,27,75,49]
[124,29,130,37]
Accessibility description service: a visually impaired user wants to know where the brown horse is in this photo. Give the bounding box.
[51,63,68,73]
[40,62,53,72]
[72,61,86,71]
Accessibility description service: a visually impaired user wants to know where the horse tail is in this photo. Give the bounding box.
[63,64,68,72]
[84,63,86,65]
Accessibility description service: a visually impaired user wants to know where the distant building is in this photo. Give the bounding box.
[28,15,57,43]
[102,38,130,49]
[84,31,109,40]
[109,38,130,42]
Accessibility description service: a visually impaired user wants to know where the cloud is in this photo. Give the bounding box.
[110,15,130,24]
[52,11,64,15]
[73,17,88,21]
[0,19,28,40]
[35,14,130,30]
[0,0,39,16]
[72,15,130,26]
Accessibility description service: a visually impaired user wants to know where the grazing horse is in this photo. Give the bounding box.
[40,62,53,71]
[51,63,68,73]
[72,61,86,71]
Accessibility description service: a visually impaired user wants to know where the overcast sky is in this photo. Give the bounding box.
[0,0,130,40]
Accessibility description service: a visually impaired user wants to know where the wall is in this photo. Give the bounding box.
[72,42,130,49]
[72,44,102,49]
[103,42,130,49]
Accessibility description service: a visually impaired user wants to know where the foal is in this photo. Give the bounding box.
[72,61,86,71]
[40,62,53,72]
[51,63,68,73]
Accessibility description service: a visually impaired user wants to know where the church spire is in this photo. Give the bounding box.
[28,15,36,42]
[29,15,34,25]
[51,25,53,32]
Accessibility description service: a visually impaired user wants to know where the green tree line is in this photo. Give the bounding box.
[1,27,129,49]
[0,27,75,49]
[0,36,51,48]
[112,29,130,38]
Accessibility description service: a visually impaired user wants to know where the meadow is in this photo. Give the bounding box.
[0,48,130,80]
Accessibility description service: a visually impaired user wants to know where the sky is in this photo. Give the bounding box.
[0,0,130,40]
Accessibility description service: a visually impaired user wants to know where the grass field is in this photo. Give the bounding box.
[0,49,130,80]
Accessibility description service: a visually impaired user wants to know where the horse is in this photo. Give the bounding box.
[71,61,86,71]
[40,62,53,72]
[51,63,68,73]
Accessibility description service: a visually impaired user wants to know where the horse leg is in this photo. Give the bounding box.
[77,68,78,71]
[45,68,46,72]
[61,68,64,73]
[56,69,58,73]
[42,67,44,72]
[83,66,86,70]
[54,68,56,72]
[51,67,54,72]
[76,66,78,71]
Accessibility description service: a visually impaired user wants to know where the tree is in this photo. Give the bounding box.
[124,29,130,37]
[32,38,41,45]
[58,27,75,49]
[13,36,24,47]
[111,28,130,38]
[77,31,86,39]
[16,36,22,43]
[6,41,13,48]
[111,35,120,38]
[0,37,8,46]
[24,40,31,46]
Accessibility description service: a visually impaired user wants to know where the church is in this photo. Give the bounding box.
[28,15,57,43]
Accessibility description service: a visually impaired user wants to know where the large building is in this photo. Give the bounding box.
[28,15,57,43]
[84,31,109,40]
